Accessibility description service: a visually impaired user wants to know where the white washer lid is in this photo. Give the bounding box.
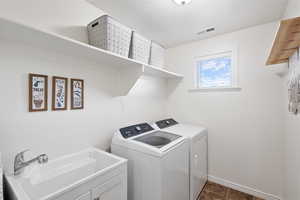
[112,130,187,157]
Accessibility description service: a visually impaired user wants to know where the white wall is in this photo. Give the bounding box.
[282,56,300,200]
[0,0,105,43]
[0,0,167,173]
[165,22,284,199]
[282,1,300,200]
[282,0,300,19]
[0,1,294,199]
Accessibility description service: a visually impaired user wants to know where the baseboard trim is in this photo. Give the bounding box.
[208,175,282,200]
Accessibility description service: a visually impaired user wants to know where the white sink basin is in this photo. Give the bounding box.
[5,148,127,200]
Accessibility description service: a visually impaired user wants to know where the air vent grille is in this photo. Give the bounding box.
[197,27,215,35]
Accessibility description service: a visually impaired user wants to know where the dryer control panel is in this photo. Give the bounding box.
[155,118,178,129]
[120,123,154,138]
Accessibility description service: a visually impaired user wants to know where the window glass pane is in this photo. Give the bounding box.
[198,55,232,88]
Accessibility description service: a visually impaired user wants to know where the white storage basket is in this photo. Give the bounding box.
[87,15,132,57]
[150,42,165,68]
[129,32,151,63]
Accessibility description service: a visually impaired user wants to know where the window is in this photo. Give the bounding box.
[195,51,237,89]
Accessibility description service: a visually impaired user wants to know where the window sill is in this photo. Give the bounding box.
[188,87,242,93]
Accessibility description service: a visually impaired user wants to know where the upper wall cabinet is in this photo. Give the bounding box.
[266,17,300,66]
[0,18,183,96]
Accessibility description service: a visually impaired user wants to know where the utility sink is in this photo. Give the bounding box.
[5,148,127,200]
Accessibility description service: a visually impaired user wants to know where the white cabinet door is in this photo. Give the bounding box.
[92,176,123,200]
[75,192,91,200]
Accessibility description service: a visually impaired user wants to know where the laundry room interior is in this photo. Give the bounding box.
[0,0,299,200]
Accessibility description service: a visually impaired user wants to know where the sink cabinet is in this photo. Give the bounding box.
[5,148,127,200]
[52,166,127,200]
[69,175,124,200]
[92,175,123,200]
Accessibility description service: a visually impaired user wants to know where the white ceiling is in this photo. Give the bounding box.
[87,0,288,48]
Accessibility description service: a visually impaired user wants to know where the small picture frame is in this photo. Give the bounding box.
[52,76,68,111]
[71,79,84,110]
[29,73,48,112]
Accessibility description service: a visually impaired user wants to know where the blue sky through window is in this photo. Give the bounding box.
[198,55,232,88]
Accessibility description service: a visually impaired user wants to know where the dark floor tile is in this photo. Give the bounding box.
[227,189,253,200]
[199,190,226,200]
[253,197,264,200]
[203,182,228,197]
[199,182,265,200]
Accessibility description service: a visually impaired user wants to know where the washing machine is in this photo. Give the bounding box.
[153,118,208,200]
[111,123,189,200]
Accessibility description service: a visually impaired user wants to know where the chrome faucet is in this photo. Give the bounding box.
[14,150,48,176]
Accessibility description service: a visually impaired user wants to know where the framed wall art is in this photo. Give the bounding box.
[52,76,68,111]
[71,79,84,110]
[29,73,48,112]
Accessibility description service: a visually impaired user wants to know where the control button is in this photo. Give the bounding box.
[166,120,170,124]
[135,126,142,131]
[125,131,132,136]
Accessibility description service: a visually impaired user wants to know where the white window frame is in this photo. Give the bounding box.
[192,50,240,92]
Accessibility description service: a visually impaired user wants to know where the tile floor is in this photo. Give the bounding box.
[198,182,264,200]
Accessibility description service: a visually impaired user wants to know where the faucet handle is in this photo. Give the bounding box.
[15,149,30,161]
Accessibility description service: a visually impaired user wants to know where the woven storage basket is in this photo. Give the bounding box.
[150,42,165,68]
[87,15,132,57]
[129,32,151,63]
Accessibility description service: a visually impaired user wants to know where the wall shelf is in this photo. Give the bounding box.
[266,17,300,66]
[0,17,183,96]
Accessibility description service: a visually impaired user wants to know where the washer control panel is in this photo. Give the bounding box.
[155,118,178,129]
[120,123,154,138]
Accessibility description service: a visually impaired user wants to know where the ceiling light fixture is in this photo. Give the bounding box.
[173,0,192,6]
